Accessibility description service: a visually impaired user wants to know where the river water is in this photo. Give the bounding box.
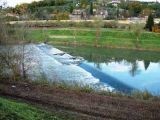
[55,45,160,95]
[2,44,160,95]
[23,44,113,91]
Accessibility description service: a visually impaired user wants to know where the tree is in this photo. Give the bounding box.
[80,0,88,8]
[129,61,141,77]
[14,3,28,15]
[144,61,150,70]
[141,8,152,17]
[69,4,74,13]
[145,14,154,31]
[130,23,143,48]
[93,17,104,47]
[0,7,32,81]
[35,9,50,20]
[90,2,93,15]
[128,2,142,17]
[0,16,23,80]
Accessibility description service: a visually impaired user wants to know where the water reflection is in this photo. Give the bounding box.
[129,61,141,77]
[55,45,160,94]
[144,61,150,70]
[81,60,160,94]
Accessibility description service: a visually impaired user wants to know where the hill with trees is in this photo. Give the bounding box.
[6,0,160,20]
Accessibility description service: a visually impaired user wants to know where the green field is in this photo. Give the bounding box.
[0,97,64,120]
[27,28,160,51]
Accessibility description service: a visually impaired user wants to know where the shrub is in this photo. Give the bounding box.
[103,21,118,28]
[132,90,153,100]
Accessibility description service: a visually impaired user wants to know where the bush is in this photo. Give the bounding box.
[132,90,153,100]
[104,21,118,28]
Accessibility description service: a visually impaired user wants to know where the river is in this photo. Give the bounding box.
[55,45,160,95]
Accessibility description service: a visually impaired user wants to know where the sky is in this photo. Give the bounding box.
[0,0,160,7]
[0,0,41,7]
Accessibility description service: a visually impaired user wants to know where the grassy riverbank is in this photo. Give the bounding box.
[0,81,160,120]
[27,28,160,51]
[0,97,64,120]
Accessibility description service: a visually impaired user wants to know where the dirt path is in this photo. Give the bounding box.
[0,82,160,120]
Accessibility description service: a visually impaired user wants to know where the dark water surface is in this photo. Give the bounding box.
[55,45,160,95]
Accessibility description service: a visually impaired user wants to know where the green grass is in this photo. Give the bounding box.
[0,97,64,120]
[26,28,160,50]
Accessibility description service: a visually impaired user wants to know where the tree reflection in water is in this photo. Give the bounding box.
[129,61,141,77]
[144,61,150,70]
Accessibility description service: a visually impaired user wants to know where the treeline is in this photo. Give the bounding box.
[6,0,74,20]
[27,0,73,13]
[6,0,160,20]
[118,1,160,17]
[11,0,72,14]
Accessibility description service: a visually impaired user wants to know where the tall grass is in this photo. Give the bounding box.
[30,79,160,101]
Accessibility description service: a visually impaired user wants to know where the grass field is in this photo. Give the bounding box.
[0,97,64,120]
[27,28,160,51]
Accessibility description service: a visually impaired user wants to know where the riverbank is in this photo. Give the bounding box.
[0,96,65,120]
[0,80,160,120]
[26,28,160,52]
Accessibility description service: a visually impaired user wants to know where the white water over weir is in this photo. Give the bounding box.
[12,44,113,91]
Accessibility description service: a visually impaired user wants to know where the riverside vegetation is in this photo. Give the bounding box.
[0,97,65,120]
[20,22,160,51]
[1,3,160,120]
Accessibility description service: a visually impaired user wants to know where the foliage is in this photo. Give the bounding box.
[34,9,50,20]
[149,3,160,17]
[128,1,142,17]
[13,3,28,15]
[69,4,74,13]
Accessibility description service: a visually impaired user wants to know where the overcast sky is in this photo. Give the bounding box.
[0,0,160,7]
[0,0,41,7]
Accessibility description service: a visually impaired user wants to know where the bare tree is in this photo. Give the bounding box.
[0,7,32,81]
[93,17,104,47]
[130,23,144,48]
